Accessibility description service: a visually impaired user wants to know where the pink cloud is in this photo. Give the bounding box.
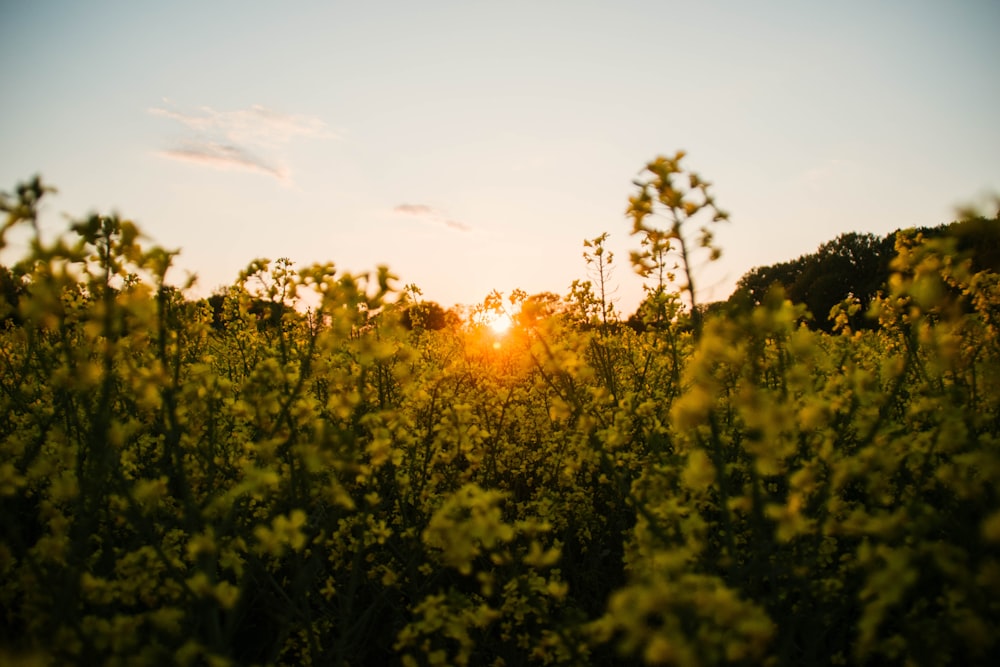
[149,102,333,183]
[393,203,471,232]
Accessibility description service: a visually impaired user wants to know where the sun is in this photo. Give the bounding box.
[488,313,513,336]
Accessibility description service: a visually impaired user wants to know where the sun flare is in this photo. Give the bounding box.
[488,313,513,335]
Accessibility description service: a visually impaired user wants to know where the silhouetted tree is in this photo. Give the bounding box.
[400,300,448,331]
[728,218,1000,332]
[730,232,895,331]
[729,257,807,310]
[917,216,1000,273]
[788,232,895,331]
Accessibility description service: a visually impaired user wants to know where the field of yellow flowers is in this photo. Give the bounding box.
[2,166,998,666]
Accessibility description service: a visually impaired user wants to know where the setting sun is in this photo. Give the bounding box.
[488,313,513,335]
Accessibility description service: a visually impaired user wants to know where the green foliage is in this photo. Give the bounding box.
[2,169,999,667]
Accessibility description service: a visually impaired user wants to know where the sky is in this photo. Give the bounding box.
[1,0,998,316]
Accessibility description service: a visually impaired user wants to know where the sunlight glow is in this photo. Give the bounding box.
[488,313,513,336]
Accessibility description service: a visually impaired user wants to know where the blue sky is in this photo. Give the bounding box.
[2,0,998,314]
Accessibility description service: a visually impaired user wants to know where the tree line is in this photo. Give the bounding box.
[719,214,1000,332]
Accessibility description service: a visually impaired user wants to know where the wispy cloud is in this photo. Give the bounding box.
[394,204,434,216]
[149,102,334,183]
[393,203,471,232]
[158,141,286,181]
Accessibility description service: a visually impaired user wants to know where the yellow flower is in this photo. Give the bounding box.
[254,509,308,557]
[681,449,716,492]
[186,528,217,561]
[0,462,26,496]
[213,580,240,609]
[981,510,1000,543]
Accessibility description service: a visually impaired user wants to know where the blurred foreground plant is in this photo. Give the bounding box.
[1,167,998,667]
